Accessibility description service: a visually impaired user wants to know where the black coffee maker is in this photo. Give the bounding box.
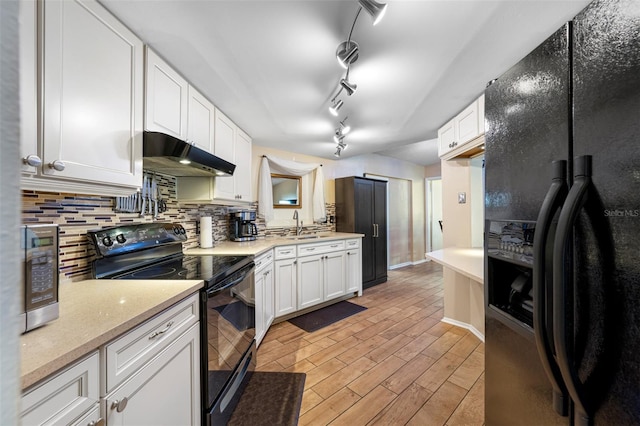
[230,210,258,241]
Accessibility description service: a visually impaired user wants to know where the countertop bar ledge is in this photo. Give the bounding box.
[426,247,484,283]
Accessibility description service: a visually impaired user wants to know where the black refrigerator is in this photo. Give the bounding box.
[484,0,640,425]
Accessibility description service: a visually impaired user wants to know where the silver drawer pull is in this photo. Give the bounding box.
[111,397,128,412]
[330,244,339,248]
[87,418,104,426]
[149,321,174,340]
[281,250,291,254]
[307,248,316,251]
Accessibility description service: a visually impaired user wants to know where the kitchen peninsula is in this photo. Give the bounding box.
[426,247,484,340]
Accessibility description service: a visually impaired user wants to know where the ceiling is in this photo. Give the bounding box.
[101,0,590,166]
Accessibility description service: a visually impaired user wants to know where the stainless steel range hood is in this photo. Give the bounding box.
[143,131,235,177]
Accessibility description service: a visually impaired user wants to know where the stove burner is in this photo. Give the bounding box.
[130,267,178,279]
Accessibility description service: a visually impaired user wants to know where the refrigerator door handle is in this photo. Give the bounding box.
[533,160,569,416]
[553,155,593,426]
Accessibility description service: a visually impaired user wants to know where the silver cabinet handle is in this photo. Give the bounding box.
[307,247,316,251]
[87,418,105,426]
[293,260,297,265]
[148,321,174,340]
[331,244,339,248]
[48,159,66,171]
[23,154,42,167]
[111,397,128,413]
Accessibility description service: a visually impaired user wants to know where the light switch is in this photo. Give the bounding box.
[458,192,466,204]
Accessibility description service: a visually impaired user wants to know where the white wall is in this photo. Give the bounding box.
[1,1,22,422]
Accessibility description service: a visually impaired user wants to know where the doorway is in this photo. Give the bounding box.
[426,177,443,253]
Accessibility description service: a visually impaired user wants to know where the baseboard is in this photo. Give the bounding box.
[389,262,412,270]
[441,317,485,342]
[412,258,427,266]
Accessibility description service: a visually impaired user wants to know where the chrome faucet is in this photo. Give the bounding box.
[293,210,303,235]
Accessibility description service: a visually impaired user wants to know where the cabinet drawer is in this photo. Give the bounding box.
[298,240,346,256]
[104,293,199,393]
[345,239,360,249]
[21,352,99,426]
[255,249,274,272]
[274,245,296,260]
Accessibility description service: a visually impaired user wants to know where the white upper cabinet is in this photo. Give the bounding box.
[187,86,216,153]
[438,94,485,159]
[144,47,188,139]
[213,108,252,202]
[145,47,216,153]
[23,0,144,195]
[20,0,38,176]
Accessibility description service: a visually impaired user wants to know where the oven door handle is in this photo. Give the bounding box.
[206,263,255,295]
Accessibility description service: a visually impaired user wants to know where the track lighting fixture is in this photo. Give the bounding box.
[358,0,388,26]
[336,40,359,69]
[339,117,351,135]
[326,1,388,156]
[329,99,343,116]
[340,76,357,96]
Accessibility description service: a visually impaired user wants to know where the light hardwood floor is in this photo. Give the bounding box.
[256,261,485,425]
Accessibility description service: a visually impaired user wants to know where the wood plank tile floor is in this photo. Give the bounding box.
[256,261,485,426]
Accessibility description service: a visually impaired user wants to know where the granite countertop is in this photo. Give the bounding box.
[20,278,203,391]
[426,247,484,283]
[186,232,364,256]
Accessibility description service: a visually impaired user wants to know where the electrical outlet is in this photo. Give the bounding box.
[329,215,335,223]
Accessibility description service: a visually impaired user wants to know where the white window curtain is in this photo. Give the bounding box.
[258,156,326,223]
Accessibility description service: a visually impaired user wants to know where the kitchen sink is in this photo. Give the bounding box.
[285,235,320,240]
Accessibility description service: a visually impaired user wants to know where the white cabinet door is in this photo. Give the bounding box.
[213,108,236,200]
[345,248,362,293]
[254,268,266,345]
[264,264,275,331]
[324,251,346,301]
[455,100,480,146]
[297,254,323,310]
[274,258,297,317]
[144,47,188,139]
[41,0,143,188]
[104,323,200,426]
[235,128,253,201]
[438,117,456,157]
[187,86,215,153]
[21,352,100,426]
[20,0,38,175]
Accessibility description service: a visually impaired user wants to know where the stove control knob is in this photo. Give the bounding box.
[179,227,186,234]
[116,234,126,244]
[102,236,113,247]
[173,226,180,235]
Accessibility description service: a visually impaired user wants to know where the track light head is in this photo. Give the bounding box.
[334,131,345,144]
[334,147,342,158]
[340,78,357,96]
[336,41,359,69]
[329,99,344,116]
[337,141,348,151]
[339,118,351,134]
[358,0,388,25]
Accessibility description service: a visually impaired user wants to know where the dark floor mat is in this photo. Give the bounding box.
[228,372,306,426]
[288,300,367,333]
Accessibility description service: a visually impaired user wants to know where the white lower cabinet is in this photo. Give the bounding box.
[104,323,200,426]
[324,250,346,301]
[345,239,362,294]
[21,352,100,426]
[297,254,324,310]
[255,250,274,347]
[21,294,201,426]
[274,257,297,318]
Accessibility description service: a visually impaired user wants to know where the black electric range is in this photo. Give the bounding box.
[87,222,257,426]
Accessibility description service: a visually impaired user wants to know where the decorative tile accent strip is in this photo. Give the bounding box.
[22,172,336,283]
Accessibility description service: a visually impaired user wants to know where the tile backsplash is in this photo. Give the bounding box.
[22,172,335,283]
